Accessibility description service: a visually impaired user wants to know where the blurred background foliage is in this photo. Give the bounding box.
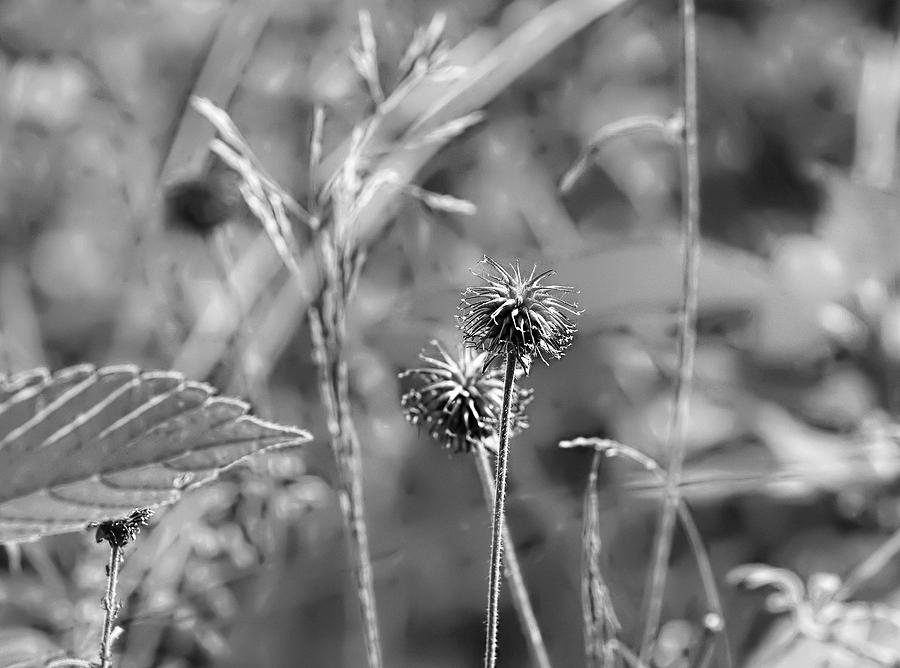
[3,0,900,666]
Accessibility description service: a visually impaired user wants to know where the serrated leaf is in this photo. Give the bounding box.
[0,365,311,544]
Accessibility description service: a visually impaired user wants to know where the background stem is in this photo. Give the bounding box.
[582,450,620,668]
[640,0,701,661]
[484,352,518,668]
[475,444,552,668]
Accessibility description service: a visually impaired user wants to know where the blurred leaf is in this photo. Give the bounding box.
[404,235,771,332]
[157,0,278,184]
[815,165,900,285]
[0,628,64,668]
[727,563,805,612]
[0,365,311,544]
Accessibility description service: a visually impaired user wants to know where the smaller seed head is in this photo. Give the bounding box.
[399,340,532,453]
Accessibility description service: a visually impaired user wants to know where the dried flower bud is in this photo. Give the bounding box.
[400,340,532,453]
[459,256,582,370]
[91,508,154,548]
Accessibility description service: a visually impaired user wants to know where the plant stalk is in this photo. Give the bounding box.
[484,352,518,668]
[475,444,552,668]
[640,0,701,661]
[99,543,122,668]
[309,309,383,668]
[582,450,620,668]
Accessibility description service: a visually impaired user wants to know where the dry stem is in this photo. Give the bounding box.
[98,543,122,668]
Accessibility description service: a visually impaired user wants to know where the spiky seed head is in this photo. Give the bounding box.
[458,256,582,370]
[399,341,532,453]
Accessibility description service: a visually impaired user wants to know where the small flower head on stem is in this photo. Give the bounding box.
[459,256,582,371]
[91,508,154,549]
[399,340,532,453]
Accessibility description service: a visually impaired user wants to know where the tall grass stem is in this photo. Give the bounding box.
[581,450,620,667]
[640,0,701,660]
[309,310,383,668]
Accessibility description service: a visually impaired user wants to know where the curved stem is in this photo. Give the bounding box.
[475,444,552,668]
[484,352,518,668]
[99,543,122,668]
[640,0,701,661]
[559,114,680,194]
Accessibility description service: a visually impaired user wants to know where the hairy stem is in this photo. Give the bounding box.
[98,543,122,668]
[640,0,701,661]
[475,444,552,668]
[484,352,518,668]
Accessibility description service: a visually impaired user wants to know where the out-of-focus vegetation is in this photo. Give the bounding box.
[3,0,900,666]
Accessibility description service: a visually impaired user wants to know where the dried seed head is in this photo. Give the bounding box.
[91,508,154,548]
[458,256,582,370]
[399,340,532,453]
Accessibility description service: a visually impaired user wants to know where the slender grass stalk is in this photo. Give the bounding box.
[611,639,652,668]
[475,444,552,668]
[640,0,701,661]
[98,542,122,668]
[581,450,620,668]
[562,438,732,668]
[309,308,383,668]
[484,351,518,668]
[838,527,900,601]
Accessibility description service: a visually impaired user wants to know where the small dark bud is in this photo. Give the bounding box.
[91,508,154,548]
[163,172,241,237]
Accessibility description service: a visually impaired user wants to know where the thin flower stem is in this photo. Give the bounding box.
[475,444,552,668]
[99,543,122,668]
[640,0,701,661]
[484,351,518,668]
